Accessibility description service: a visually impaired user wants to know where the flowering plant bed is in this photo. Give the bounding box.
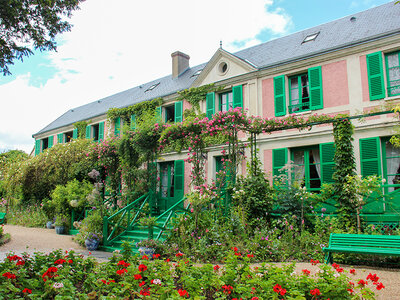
[0,248,385,299]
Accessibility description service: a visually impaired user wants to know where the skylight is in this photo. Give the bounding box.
[191,69,203,77]
[145,82,160,92]
[303,32,319,43]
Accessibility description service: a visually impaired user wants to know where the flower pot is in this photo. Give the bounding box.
[138,247,155,257]
[46,221,54,229]
[85,239,100,251]
[55,226,64,234]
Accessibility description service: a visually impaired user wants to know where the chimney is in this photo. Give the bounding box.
[171,51,190,78]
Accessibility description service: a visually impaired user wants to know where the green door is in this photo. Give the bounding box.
[158,161,184,211]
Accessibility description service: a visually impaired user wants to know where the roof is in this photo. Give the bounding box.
[34,1,400,137]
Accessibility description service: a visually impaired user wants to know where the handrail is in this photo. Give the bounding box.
[103,193,149,246]
[153,197,190,240]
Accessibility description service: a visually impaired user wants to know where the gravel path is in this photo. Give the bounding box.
[0,225,112,262]
[1,225,399,299]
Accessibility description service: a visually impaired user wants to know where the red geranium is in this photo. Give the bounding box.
[117,260,130,268]
[22,288,32,294]
[222,285,233,295]
[116,268,128,275]
[16,260,25,266]
[367,273,379,283]
[375,282,385,290]
[302,269,311,275]
[2,272,16,279]
[42,267,58,282]
[310,288,321,296]
[214,265,220,271]
[54,259,66,265]
[140,287,151,296]
[142,255,149,260]
[178,289,189,297]
[176,252,184,257]
[349,269,356,274]
[138,264,147,272]
[134,274,143,280]
[358,279,368,287]
[153,253,161,259]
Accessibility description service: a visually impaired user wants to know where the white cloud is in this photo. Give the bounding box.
[0,0,291,153]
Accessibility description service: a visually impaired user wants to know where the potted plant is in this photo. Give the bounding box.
[85,232,101,251]
[136,239,160,257]
[139,216,157,239]
[54,213,68,234]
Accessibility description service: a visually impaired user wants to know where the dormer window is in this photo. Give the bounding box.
[191,69,203,77]
[145,82,160,92]
[302,32,319,43]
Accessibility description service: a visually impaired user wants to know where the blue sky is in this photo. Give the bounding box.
[0,0,393,153]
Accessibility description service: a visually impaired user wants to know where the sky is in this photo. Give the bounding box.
[0,0,393,154]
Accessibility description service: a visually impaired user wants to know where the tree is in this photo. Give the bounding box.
[0,0,84,76]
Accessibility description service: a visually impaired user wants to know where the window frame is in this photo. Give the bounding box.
[384,50,400,97]
[381,137,400,194]
[219,90,233,112]
[290,145,321,192]
[288,72,310,114]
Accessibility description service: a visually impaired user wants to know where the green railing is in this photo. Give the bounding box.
[153,197,191,240]
[103,193,149,246]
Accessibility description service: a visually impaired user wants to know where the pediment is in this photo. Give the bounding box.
[192,48,257,87]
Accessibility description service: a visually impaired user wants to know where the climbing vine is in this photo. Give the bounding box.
[73,121,90,139]
[107,98,163,123]
[177,84,222,114]
[332,118,357,228]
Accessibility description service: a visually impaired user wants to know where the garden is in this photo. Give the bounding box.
[0,85,399,298]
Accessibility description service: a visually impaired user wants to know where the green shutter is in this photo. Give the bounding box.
[130,114,136,130]
[155,107,162,122]
[272,148,288,178]
[174,160,185,198]
[320,143,335,183]
[232,85,243,109]
[99,122,105,141]
[114,117,121,136]
[72,128,78,139]
[360,137,382,177]
[206,92,215,120]
[85,125,91,139]
[366,52,385,100]
[35,140,41,156]
[274,75,286,117]
[48,136,53,149]
[57,133,63,144]
[309,66,323,110]
[174,101,183,123]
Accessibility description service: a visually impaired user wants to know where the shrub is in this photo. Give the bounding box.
[74,210,103,247]
[5,203,48,227]
[3,139,95,203]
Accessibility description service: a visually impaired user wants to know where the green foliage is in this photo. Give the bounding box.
[107,97,162,122]
[3,139,95,203]
[5,203,48,227]
[54,213,69,227]
[74,210,103,247]
[73,120,89,139]
[0,0,84,75]
[0,150,28,199]
[50,179,92,216]
[232,157,274,229]
[177,84,221,113]
[332,118,357,228]
[0,248,381,299]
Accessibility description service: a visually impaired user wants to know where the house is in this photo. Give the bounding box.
[33,1,400,220]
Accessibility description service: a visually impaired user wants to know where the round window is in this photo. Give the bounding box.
[218,62,228,75]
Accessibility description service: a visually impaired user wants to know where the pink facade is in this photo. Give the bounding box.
[359,55,370,102]
[262,78,274,119]
[184,160,191,194]
[263,149,272,182]
[322,60,349,108]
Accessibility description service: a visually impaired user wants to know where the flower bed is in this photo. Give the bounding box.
[0,248,385,299]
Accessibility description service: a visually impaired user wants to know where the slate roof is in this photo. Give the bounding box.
[34,1,400,137]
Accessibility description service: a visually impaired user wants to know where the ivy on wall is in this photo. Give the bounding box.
[73,121,90,139]
[107,98,163,123]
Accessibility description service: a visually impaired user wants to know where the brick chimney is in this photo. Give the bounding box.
[171,51,190,78]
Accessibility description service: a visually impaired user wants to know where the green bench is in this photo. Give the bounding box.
[323,233,400,264]
[0,212,6,224]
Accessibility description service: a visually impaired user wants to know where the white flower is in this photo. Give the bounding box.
[53,282,64,289]
[152,279,162,285]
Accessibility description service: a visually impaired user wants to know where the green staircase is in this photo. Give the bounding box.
[101,214,171,252]
[101,193,189,253]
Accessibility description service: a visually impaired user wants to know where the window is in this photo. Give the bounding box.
[42,138,49,151]
[164,105,175,123]
[289,73,310,113]
[219,91,233,112]
[191,69,202,77]
[302,32,319,43]
[145,82,160,92]
[206,85,243,119]
[64,131,73,143]
[382,138,400,193]
[86,122,104,142]
[273,66,322,117]
[291,146,321,192]
[385,51,400,97]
